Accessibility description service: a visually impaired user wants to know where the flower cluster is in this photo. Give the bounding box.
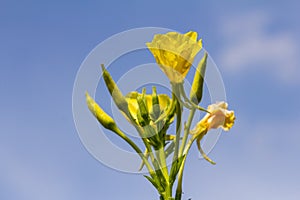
[85,31,235,200]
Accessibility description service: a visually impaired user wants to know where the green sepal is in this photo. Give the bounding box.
[144,125,161,149]
[141,87,148,110]
[151,86,161,120]
[137,95,150,125]
[157,101,176,144]
[137,109,146,127]
[154,95,176,124]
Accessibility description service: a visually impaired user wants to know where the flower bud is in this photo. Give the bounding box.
[190,52,208,104]
[86,92,117,131]
[101,64,130,116]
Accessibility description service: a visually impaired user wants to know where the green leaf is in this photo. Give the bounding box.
[138,148,149,171]
[144,175,164,193]
[169,155,185,185]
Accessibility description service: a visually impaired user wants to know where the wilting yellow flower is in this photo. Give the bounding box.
[146,31,202,83]
[191,102,235,134]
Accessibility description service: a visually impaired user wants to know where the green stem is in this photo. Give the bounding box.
[134,125,157,170]
[156,146,169,181]
[178,108,196,157]
[114,128,155,174]
[179,83,209,113]
[172,84,182,163]
[175,137,194,200]
[174,107,196,200]
[175,129,207,200]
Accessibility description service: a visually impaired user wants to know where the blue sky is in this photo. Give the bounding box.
[1,0,300,200]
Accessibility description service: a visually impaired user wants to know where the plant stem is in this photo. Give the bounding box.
[173,99,181,161]
[175,129,207,200]
[133,125,158,172]
[178,108,196,157]
[175,108,196,200]
[175,137,194,200]
[156,146,169,181]
[114,128,155,174]
[173,84,182,163]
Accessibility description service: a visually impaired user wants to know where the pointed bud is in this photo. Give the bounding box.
[190,52,208,104]
[101,64,130,115]
[86,92,117,131]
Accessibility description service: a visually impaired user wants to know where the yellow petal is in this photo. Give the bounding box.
[147,31,203,83]
[185,31,198,41]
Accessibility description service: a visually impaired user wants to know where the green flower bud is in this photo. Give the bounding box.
[86,92,117,131]
[101,64,129,115]
[190,52,208,104]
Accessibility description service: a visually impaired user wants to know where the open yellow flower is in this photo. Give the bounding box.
[191,101,235,134]
[146,31,202,83]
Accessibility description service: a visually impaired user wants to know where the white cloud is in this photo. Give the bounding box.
[218,11,300,84]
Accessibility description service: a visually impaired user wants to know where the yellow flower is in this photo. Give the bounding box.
[146,31,202,83]
[125,92,173,125]
[191,102,235,134]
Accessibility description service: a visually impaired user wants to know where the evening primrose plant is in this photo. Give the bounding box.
[86,31,235,200]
